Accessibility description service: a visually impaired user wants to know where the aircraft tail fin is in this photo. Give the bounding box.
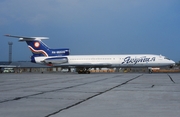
[5,34,70,57]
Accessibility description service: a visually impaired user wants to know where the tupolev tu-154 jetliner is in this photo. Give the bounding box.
[5,35,175,74]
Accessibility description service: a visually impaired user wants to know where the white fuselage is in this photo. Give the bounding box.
[34,54,175,68]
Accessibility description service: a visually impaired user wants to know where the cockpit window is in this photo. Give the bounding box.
[164,57,170,60]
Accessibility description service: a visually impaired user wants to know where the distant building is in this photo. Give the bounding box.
[0,61,60,73]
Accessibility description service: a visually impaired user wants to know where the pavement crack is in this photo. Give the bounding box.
[0,77,113,103]
[45,74,143,117]
[13,97,22,100]
[167,74,175,83]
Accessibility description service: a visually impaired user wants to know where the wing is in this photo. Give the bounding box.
[0,65,17,67]
[53,63,112,68]
[42,57,112,68]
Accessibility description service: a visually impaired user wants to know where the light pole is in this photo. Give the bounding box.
[8,42,13,64]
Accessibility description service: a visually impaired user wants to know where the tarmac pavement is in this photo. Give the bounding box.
[0,73,180,117]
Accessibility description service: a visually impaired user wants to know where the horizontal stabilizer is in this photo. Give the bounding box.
[4,34,49,41]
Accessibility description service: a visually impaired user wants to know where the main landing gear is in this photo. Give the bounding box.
[77,68,91,74]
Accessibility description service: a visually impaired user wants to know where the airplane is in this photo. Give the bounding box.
[5,34,175,74]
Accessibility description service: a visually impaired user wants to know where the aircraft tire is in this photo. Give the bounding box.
[86,71,90,74]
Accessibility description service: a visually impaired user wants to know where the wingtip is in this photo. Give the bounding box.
[4,34,10,37]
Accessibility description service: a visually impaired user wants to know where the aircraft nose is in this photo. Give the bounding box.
[172,61,176,65]
[171,60,176,66]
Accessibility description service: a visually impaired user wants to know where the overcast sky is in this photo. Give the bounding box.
[0,0,180,62]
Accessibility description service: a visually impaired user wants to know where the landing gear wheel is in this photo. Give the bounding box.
[77,68,91,74]
[78,70,90,74]
[78,71,82,74]
[86,71,90,74]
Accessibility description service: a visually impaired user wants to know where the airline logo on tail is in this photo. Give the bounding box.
[28,44,48,57]
[34,42,40,48]
[26,40,52,57]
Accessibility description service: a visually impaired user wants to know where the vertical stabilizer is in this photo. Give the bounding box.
[5,35,70,57]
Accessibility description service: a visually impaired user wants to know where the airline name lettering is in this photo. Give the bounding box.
[122,56,156,65]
